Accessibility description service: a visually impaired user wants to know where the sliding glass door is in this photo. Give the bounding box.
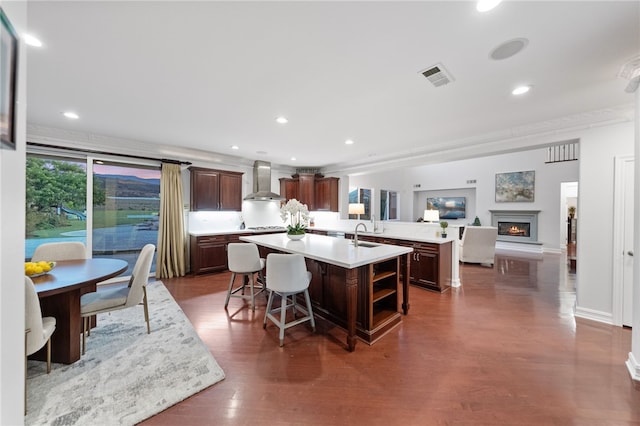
[92,161,160,274]
[25,153,160,275]
[25,155,88,259]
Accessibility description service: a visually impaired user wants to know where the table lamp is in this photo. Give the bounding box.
[424,209,440,223]
[349,203,365,215]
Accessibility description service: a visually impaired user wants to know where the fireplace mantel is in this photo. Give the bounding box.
[490,210,541,244]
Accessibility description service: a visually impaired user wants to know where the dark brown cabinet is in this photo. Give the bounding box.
[279,174,339,212]
[353,234,452,293]
[189,167,243,211]
[279,178,298,203]
[367,257,400,332]
[314,177,339,211]
[190,235,228,274]
[407,241,452,292]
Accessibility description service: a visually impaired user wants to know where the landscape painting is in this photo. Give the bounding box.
[427,197,466,219]
[495,170,535,202]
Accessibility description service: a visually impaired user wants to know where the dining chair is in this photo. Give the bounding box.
[31,241,87,262]
[25,276,57,413]
[263,253,315,346]
[25,276,57,372]
[80,244,155,355]
[225,243,266,311]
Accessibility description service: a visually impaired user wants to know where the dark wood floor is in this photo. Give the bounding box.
[141,250,640,425]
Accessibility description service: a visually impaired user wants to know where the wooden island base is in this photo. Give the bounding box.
[240,233,412,351]
[304,256,409,347]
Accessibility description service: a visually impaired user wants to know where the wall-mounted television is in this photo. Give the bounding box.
[427,197,466,219]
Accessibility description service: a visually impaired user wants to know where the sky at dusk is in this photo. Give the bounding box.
[93,164,160,179]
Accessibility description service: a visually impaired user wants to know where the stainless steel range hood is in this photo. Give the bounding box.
[244,160,284,201]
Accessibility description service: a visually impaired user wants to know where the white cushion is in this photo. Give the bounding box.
[81,285,129,315]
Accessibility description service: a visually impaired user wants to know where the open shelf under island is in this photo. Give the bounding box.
[240,233,413,351]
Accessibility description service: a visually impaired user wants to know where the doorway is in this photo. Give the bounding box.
[560,182,578,275]
[613,155,634,327]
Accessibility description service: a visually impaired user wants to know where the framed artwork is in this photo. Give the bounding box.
[427,197,466,219]
[1,7,18,150]
[495,170,535,202]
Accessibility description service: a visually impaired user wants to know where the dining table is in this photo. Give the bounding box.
[31,258,128,364]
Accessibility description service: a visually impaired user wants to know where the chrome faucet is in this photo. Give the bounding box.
[354,222,368,246]
[371,214,379,233]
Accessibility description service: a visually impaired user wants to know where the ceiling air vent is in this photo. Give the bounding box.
[420,63,454,87]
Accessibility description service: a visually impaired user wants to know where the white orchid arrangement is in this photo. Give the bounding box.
[280,198,309,235]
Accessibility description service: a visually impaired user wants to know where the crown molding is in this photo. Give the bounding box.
[323,103,635,175]
[28,102,634,177]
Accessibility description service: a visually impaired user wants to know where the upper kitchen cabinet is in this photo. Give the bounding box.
[314,177,339,211]
[279,173,339,212]
[189,167,243,211]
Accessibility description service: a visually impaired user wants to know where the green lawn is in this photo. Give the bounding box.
[31,210,158,238]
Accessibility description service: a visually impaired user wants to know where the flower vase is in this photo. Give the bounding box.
[287,233,305,241]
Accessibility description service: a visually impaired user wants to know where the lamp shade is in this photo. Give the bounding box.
[424,209,440,223]
[349,203,365,215]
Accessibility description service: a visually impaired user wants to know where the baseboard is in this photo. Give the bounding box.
[574,306,613,325]
[626,352,640,382]
[543,247,562,254]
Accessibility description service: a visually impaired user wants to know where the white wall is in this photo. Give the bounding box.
[578,122,635,322]
[0,1,27,423]
[349,121,636,325]
[350,147,579,251]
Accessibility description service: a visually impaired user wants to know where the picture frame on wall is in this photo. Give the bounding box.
[427,197,466,219]
[1,7,18,150]
[495,170,535,202]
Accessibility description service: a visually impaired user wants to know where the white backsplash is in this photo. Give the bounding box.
[188,211,243,233]
[241,200,283,227]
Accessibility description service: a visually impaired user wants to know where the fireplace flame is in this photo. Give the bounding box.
[508,225,526,236]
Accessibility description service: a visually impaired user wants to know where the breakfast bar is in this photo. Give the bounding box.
[240,233,413,351]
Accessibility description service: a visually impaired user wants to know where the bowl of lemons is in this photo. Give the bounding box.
[25,261,56,277]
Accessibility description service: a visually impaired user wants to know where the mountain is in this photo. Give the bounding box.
[94,174,160,198]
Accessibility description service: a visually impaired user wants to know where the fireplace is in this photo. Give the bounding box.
[498,221,531,237]
[490,210,539,243]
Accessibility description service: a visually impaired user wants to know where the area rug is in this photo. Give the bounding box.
[26,281,225,426]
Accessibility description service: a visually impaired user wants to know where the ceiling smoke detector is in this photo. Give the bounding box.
[419,63,455,87]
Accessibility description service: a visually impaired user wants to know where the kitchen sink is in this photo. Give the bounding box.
[350,242,379,248]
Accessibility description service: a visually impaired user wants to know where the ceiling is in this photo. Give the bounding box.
[25,1,639,172]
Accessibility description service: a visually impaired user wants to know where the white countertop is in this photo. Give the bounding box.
[308,226,456,245]
[189,223,459,245]
[239,233,413,269]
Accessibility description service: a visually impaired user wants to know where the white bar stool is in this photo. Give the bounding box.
[225,243,266,311]
[263,253,315,346]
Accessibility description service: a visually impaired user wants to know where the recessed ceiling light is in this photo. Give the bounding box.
[512,85,531,95]
[24,34,43,47]
[291,157,296,161]
[345,139,354,145]
[276,116,288,124]
[230,145,239,150]
[477,0,502,12]
[63,111,79,119]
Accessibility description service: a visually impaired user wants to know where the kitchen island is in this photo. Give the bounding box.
[240,233,413,351]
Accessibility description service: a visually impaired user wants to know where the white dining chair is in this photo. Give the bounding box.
[80,244,155,355]
[31,241,87,262]
[25,276,56,372]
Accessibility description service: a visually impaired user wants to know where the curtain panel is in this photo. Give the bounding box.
[156,163,186,279]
